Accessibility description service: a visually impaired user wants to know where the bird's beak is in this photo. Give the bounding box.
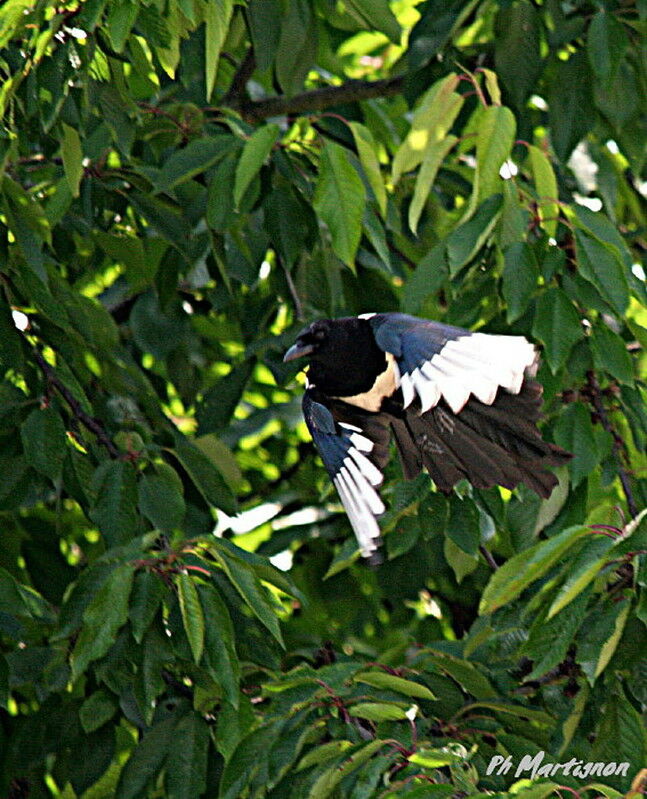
[283,341,315,362]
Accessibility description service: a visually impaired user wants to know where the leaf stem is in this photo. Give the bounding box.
[586,371,638,518]
[32,347,121,459]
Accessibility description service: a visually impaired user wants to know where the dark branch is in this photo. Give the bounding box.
[586,370,638,518]
[479,544,498,571]
[32,349,121,459]
[222,48,257,108]
[236,75,405,123]
[279,255,305,321]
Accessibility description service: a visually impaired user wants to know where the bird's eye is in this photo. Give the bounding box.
[313,328,326,340]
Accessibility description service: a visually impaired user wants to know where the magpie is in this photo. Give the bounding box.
[284,312,571,559]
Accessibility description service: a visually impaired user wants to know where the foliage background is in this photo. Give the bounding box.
[0,0,646,796]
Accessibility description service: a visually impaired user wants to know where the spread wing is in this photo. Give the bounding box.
[302,389,391,558]
[367,312,538,413]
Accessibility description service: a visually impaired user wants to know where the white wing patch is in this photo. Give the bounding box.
[401,333,537,414]
[332,429,385,557]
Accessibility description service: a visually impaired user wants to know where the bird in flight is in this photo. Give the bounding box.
[284,312,571,559]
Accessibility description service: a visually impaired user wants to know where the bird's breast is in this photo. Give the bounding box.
[332,352,399,413]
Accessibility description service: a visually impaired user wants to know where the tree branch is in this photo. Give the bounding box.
[586,370,638,518]
[222,47,257,108]
[236,75,405,123]
[479,544,498,571]
[32,349,121,459]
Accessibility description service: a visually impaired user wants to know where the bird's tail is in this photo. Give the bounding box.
[391,379,571,498]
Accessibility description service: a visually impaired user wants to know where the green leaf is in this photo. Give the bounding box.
[349,122,387,218]
[106,0,137,52]
[138,471,185,531]
[56,562,115,639]
[446,194,503,274]
[263,187,310,268]
[176,572,204,664]
[532,288,583,373]
[205,0,233,99]
[548,51,595,162]
[589,322,634,385]
[247,0,282,72]
[472,105,516,209]
[479,525,589,613]
[234,125,279,208]
[165,712,210,799]
[480,68,501,105]
[548,536,615,618]
[0,566,32,617]
[415,650,498,699]
[210,542,284,646]
[80,689,118,733]
[591,688,647,790]
[554,402,601,487]
[408,748,464,768]
[3,174,51,245]
[446,494,480,555]
[60,123,83,198]
[0,654,8,710]
[275,0,316,96]
[503,242,539,323]
[198,583,240,707]
[444,537,479,584]
[155,136,233,194]
[323,536,361,579]
[170,431,237,515]
[197,360,255,434]
[90,461,139,548]
[392,73,462,184]
[494,2,542,108]
[296,741,354,772]
[94,231,155,291]
[140,624,173,724]
[455,700,553,726]
[307,740,389,799]
[21,406,67,479]
[115,716,176,799]
[219,723,279,799]
[344,0,401,43]
[130,191,189,249]
[0,297,23,375]
[129,570,165,644]
[206,147,240,233]
[314,141,366,268]
[71,563,134,679]
[576,599,630,684]
[527,145,559,239]
[573,206,635,274]
[347,702,408,721]
[402,243,448,314]
[574,230,630,316]
[355,671,435,700]
[409,134,458,233]
[522,584,592,680]
[588,10,628,80]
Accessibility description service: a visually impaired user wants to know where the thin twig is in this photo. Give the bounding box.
[32,349,121,459]
[281,258,305,321]
[222,47,257,108]
[479,544,498,571]
[586,371,638,518]
[237,75,405,123]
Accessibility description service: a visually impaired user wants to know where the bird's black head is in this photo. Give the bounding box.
[283,319,333,363]
[283,316,388,397]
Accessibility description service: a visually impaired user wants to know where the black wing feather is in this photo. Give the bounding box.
[302,389,391,557]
